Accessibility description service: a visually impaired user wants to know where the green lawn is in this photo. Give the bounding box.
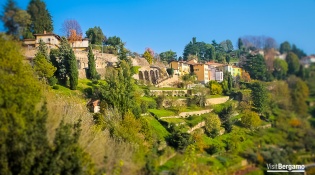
[51,84,81,97]
[161,118,186,124]
[148,109,175,118]
[149,87,184,90]
[140,96,156,102]
[185,114,207,127]
[145,116,169,139]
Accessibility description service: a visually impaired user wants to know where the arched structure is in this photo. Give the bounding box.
[150,70,156,84]
[144,71,150,82]
[139,71,144,80]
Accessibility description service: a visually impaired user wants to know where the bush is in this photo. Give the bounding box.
[92,80,99,84]
[166,68,174,76]
[155,95,165,109]
[48,76,58,86]
[167,129,193,150]
[84,87,93,98]
[140,101,148,113]
[52,85,59,89]
[241,110,261,129]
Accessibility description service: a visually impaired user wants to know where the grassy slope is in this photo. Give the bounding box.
[145,115,169,139]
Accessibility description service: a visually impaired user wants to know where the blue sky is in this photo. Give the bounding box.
[2,0,315,56]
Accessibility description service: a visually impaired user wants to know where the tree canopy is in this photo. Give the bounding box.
[279,41,291,54]
[159,50,177,63]
[85,26,105,45]
[250,82,268,114]
[1,0,31,39]
[27,0,53,34]
[286,52,300,75]
[273,58,288,79]
[243,54,268,81]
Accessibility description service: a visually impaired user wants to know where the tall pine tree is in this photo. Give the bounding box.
[27,0,53,34]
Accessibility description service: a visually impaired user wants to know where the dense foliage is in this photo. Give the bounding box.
[85,26,105,45]
[0,35,94,174]
[27,0,54,35]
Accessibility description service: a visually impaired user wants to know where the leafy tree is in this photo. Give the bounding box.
[243,54,268,81]
[237,37,244,50]
[68,29,82,48]
[33,53,56,80]
[87,46,98,79]
[207,80,223,95]
[0,35,49,174]
[250,82,268,114]
[241,71,251,82]
[0,35,95,174]
[241,110,261,129]
[159,50,177,63]
[220,39,233,52]
[143,50,153,64]
[166,68,174,76]
[286,52,300,75]
[190,86,209,107]
[1,0,18,36]
[85,26,105,45]
[181,73,196,88]
[99,60,140,117]
[183,37,214,61]
[205,114,221,137]
[61,19,82,38]
[207,44,216,60]
[45,120,95,174]
[291,44,306,59]
[105,36,122,48]
[167,127,193,150]
[50,37,78,89]
[37,39,49,59]
[67,49,78,90]
[1,0,31,39]
[279,41,291,54]
[226,39,234,52]
[269,81,291,110]
[217,102,234,133]
[287,76,309,116]
[273,58,288,79]
[226,55,231,64]
[27,0,53,34]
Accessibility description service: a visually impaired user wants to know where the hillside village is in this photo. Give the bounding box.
[2,0,315,175]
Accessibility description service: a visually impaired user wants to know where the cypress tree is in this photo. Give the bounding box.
[87,46,97,79]
[68,49,78,90]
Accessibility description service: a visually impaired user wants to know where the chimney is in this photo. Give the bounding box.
[44,30,46,34]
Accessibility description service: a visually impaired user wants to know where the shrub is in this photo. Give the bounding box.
[48,76,58,86]
[167,130,193,150]
[241,110,261,129]
[140,101,148,113]
[84,87,93,98]
[166,68,174,76]
[92,80,99,84]
[155,95,165,109]
[52,85,59,89]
